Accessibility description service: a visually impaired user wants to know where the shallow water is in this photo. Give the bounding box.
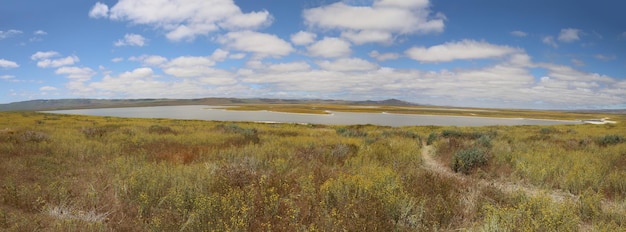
[43,105,582,127]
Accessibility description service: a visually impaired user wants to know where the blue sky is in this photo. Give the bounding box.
[1,0,625,109]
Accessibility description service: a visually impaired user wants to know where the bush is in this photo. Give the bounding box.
[426,132,438,145]
[451,147,488,174]
[215,124,260,144]
[148,125,176,135]
[81,127,109,138]
[539,127,557,134]
[19,130,50,143]
[595,134,624,146]
[335,127,368,137]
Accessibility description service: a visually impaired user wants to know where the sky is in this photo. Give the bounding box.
[1,0,625,109]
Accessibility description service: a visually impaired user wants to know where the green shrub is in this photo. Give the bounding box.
[381,129,420,139]
[81,127,109,138]
[477,135,493,148]
[216,124,260,144]
[426,132,438,145]
[596,134,624,146]
[539,127,557,134]
[441,130,463,138]
[148,125,177,135]
[335,127,367,137]
[451,147,488,174]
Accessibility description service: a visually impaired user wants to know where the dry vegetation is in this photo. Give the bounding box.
[226,103,601,120]
[1,111,625,231]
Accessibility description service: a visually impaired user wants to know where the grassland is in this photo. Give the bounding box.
[1,111,625,231]
[225,103,605,120]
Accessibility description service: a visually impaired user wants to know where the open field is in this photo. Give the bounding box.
[1,111,625,231]
[225,103,607,120]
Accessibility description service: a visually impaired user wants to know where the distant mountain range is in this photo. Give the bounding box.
[0,98,418,112]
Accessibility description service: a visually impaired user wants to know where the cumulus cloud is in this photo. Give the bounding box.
[0,29,22,39]
[0,59,19,68]
[558,28,581,42]
[0,75,15,80]
[129,55,168,66]
[94,0,272,41]
[111,57,124,63]
[237,52,624,108]
[316,58,378,72]
[114,33,147,47]
[307,37,351,58]
[31,51,80,68]
[542,36,558,48]
[405,40,518,63]
[303,0,445,44]
[36,56,80,68]
[290,31,317,46]
[369,50,401,61]
[31,51,59,60]
[55,67,96,81]
[89,2,109,18]
[217,31,294,57]
[510,30,527,37]
[268,62,311,73]
[39,86,58,91]
[341,30,393,45]
[163,56,217,77]
[34,30,47,35]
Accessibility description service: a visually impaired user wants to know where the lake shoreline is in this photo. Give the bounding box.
[42,105,583,127]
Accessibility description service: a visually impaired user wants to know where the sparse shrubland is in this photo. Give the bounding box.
[0,111,625,231]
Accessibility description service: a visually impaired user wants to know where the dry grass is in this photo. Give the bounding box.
[0,111,624,231]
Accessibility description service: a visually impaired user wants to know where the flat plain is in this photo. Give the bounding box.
[1,107,625,231]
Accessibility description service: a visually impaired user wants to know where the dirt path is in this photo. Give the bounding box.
[420,143,576,202]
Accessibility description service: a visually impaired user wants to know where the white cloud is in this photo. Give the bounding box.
[36,55,80,68]
[290,31,317,46]
[1,75,15,79]
[594,54,616,61]
[542,36,558,48]
[31,51,59,60]
[114,33,147,47]
[34,30,47,35]
[341,30,392,44]
[31,51,79,68]
[316,58,378,72]
[307,37,351,58]
[217,31,294,57]
[405,39,518,63]
[111,57,124,63]
[229,53,246,59]
[0,59,19,68]
[100,0,272,41]
[0,29,22,39]
[211,49,229,62]
[369,50,401,61]
[128,55,168,66]
[303,0,445,44]
[165,56,216,71]
[55,67,96,81]
[510,30,527,37]
[268,62,311,73]
[558,28,581,42]
[159,54,237,85]
[39,86,58,91]
[89,2,109,18]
